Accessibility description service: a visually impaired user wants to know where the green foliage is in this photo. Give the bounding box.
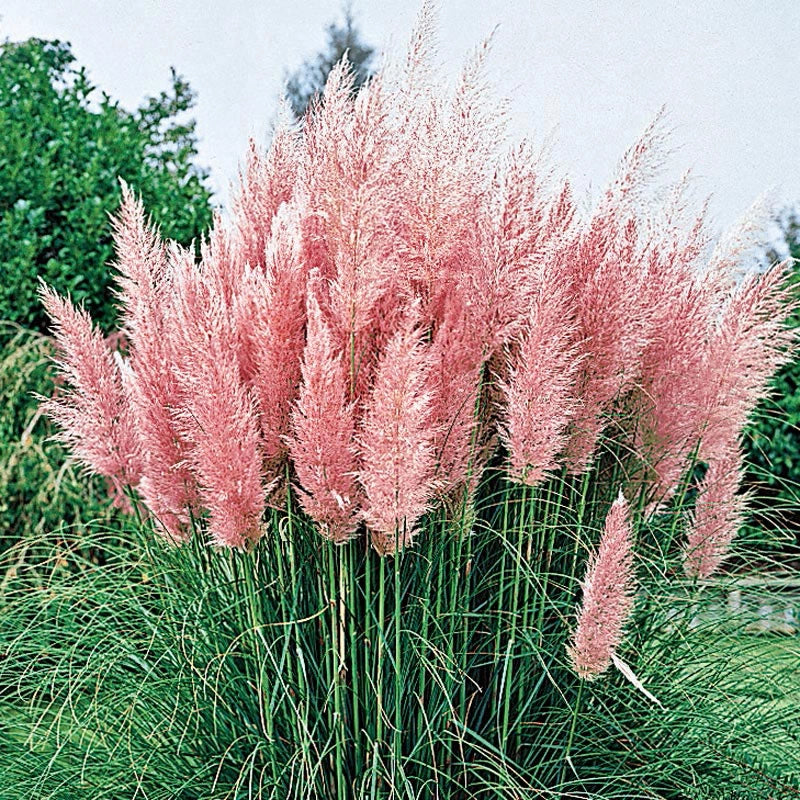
[0,325,118,554]
[1,464,797,798]
[745,212,800,533]
[0,37,213,333]
[285,4,375,119]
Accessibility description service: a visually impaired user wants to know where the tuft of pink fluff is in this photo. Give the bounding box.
[359,315,436,554]
[684,448,746,580]
[698,261,797,468]
[568,491,636,680]
[235,202,309,486]
[178,350,267,550]
[168,256,267,549]
[562,117,670,472]
[425,286,485,498]
[111,187,197,540]
[302,62,394,347]
[232,112,300,273]
[630,202,714,503]
[500,277,579,486]
[40,285,141,491]
[289,290,361,542]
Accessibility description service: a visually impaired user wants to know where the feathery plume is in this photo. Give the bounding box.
[631,204,714,503]
[426,287,485,498]
[501,279,579,485]
[698,261,797,467]
[568,491,636,680]
[169,256,267,549]
[111,187,197,540]
[236,201,309,485]
[562,117,669,472]
[359,315,436,554]
[232,110,300,273]
[684,448,746,580]
[40,285,141,491]
[289,291,361,542]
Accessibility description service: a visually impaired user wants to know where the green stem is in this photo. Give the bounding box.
[327,544,345,800]
[371,555,387,799]
[393,528,403,772]
[559,681,584,793]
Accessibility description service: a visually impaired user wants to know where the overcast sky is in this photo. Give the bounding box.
[1,1,798,233]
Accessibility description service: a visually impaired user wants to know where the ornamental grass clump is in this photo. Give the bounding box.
[3,7,798,798]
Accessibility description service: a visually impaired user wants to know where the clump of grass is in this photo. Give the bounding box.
[0,324,119,555]
[1,464,797,799]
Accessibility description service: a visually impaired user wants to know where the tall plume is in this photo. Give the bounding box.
[232,108,300,273]
[289,290,361,542]
[359,314,436,554]
[236,201,310,488]
[568,491,636,680]
[684,447,746,580]
[40,286,141,492]
[500,273,579,486]
[111,188,198,539]
[169,252,267,549]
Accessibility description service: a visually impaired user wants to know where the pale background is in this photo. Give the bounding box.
[1,0,798,233]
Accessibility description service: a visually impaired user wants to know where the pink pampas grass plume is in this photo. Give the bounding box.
[568,490,636,680]
[232,110,299,273]
[698,260,797,468]
[562,116,670,472]
[289,291,361,542]
[684,448,746,580]
[179,349,267,550]
[111,187,197,540]
[360,315,436,555]
[169,260,267,549]
[500,279,579,486]
[426,287,485,498]
[40,285,141,491]
[236,202,309,484]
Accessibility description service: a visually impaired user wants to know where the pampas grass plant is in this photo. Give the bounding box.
[1,6,798,798]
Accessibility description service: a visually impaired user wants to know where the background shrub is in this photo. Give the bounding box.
[0,38,212,555]
[745,212,800,536]
[0,37,213,333]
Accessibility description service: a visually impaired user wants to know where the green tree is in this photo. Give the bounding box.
[284,4,375,119]
[0,37,213,333]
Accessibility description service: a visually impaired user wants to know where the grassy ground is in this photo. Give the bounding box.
[701,632,800,780]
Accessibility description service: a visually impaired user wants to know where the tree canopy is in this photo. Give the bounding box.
[0,37,213,332]
[284,5,375,119]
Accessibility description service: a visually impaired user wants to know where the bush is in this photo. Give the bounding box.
[0,37,213,333]
[745,212,800,534]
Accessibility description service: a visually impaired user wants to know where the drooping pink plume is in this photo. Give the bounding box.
[684,448,746,580]
[698,261,797,468]
[40,285,141,493]
[568,490,636,680]
[359,315,436,554]
[631,201,714,504]
[562,117,670,472]
[289,290,361,542]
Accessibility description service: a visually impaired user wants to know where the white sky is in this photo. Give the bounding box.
[1,1,798,232]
